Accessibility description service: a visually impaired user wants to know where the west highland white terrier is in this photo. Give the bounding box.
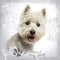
[6,5,46,56]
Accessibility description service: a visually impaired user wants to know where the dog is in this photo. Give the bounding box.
[6,5,46,56]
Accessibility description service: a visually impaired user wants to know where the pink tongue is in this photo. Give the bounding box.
[29,36,34,39]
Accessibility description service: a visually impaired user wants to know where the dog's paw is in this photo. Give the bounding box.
[10,47,22,57]
[13,48,22,57]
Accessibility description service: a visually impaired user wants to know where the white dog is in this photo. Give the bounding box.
[6,5,46,56]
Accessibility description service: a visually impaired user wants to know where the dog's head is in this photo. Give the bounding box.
[18,5,46,45]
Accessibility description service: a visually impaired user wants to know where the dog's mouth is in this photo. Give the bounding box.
[27,35,35,42]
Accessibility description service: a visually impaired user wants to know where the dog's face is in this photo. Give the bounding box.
[18,5,46,45]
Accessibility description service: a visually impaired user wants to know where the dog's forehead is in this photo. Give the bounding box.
[30,12,43,22]
[21,11,44,23]
[32,12,41,19]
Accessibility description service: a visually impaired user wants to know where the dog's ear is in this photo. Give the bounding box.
[23,5,31,14]
[41,8,46,17]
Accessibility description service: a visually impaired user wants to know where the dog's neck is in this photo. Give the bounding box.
[18,33,34,51]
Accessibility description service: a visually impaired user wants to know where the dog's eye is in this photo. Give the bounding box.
[36,23,40,27]
[25,21,30,25]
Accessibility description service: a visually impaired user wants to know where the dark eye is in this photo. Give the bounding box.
[25,21,30,25]
[36,23,40,27]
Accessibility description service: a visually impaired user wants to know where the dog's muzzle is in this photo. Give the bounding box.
[30,30,35,35]
[27,30,35,42]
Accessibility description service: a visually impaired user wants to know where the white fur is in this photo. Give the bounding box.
[6,5,46,56]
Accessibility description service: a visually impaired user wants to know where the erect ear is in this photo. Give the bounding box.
[24,5,31,13]
[41,8,46,17]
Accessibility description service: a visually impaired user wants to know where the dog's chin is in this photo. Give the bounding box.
[27,35,35,42]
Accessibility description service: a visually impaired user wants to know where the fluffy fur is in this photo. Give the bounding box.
[6,5,46,56]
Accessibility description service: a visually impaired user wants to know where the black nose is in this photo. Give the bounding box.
[30,30,35,35]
